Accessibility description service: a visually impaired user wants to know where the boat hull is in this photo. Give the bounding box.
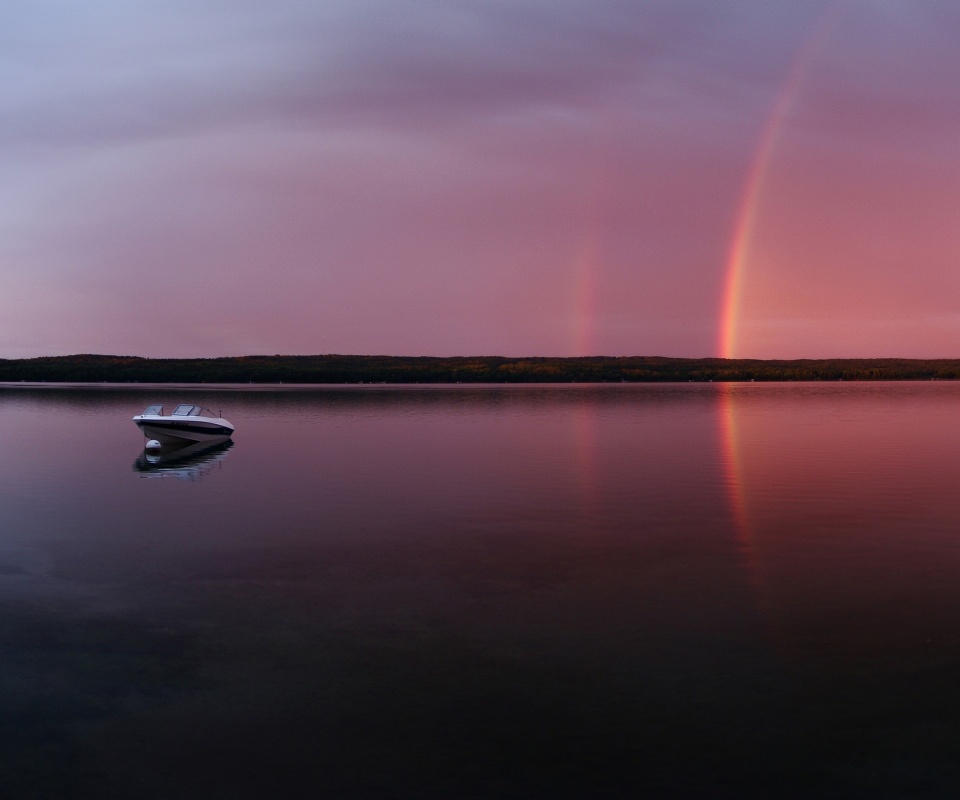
[135,417,234,445]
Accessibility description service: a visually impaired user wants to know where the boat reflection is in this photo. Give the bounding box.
[133,439,234,480]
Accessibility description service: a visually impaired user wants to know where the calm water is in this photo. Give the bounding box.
[3,382,960,798]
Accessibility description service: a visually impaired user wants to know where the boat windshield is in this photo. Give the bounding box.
[171,404,218,417]
[142,404,163,415]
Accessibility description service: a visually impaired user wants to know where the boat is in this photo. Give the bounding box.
[133,403,235,445]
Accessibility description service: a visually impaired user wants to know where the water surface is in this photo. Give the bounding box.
[2,382,960,798]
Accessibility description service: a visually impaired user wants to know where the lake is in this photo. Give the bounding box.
[2,381,960,798]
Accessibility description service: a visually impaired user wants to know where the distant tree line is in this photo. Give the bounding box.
[3,354,960,383]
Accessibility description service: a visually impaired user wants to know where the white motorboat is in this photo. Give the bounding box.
[133,403,235,445]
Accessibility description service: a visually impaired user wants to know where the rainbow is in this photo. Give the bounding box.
[719,5,845,359]
[572,151,611,357]
[573,233,600,356]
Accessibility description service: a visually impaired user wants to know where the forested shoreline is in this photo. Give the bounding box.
[3,353,960,383]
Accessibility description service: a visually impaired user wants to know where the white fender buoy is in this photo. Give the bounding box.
[145,439,162,450]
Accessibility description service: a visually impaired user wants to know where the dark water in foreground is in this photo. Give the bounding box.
[3,382,960,798]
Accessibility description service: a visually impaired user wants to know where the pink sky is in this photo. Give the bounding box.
[2,1,959,359]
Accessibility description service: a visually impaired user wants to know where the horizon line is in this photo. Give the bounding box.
[7,353,960,363]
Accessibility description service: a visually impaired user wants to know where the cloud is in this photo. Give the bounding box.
[7,0,957,358]
[0,0,805,148]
